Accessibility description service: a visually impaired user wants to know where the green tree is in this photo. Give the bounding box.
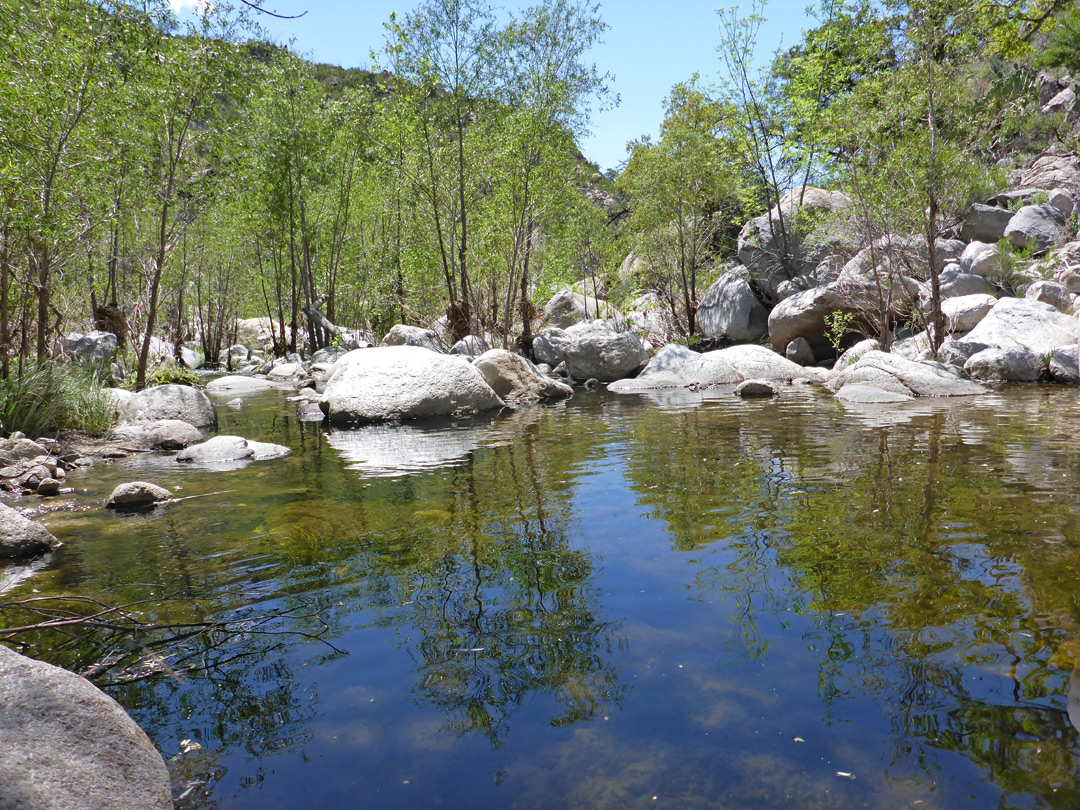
[619,82,742,336]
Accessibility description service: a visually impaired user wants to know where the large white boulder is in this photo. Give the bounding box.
[957,297,1078,356]
[609,344,742,392]
[943,294,997,333]
[119,384,217,431]
[321,346,504,424]
[827,350,985,398]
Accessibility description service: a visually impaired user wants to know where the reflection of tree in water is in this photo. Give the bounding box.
[624,400,1080,805]
[359,419,627,745]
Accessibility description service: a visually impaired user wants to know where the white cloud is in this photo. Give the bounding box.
[168,0,213,12]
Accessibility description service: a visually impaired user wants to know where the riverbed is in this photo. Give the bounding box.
[6,383,1080,809]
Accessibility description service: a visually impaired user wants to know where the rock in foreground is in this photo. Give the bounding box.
[322,346,505,424]
[0,645,173,810]
[0,502,61,559]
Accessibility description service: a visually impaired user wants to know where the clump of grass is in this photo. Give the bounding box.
[0,363,116,438]
[140,362,201,389]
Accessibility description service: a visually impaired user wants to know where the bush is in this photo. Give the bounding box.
[0,363,116,438]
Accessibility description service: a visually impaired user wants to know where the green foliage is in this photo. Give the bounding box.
[0,363,115,438]
[141,364,202,389]
[825,310,856,353]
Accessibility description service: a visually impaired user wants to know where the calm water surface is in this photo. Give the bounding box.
[5,383,1080,809]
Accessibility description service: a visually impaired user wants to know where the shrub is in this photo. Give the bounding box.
[0,363,116,438]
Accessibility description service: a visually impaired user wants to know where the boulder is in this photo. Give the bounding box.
[959,241,1002,278]
[767,280,882,356]
[0,437,49,462]
[958,297,1078,356]
[36,478,61,497]
[108,420,203,451]
[237,316,279,349]
[938,338,992,371]
[473,350,573,402]
[0,502,61,559]
[0,645,173,810]
[960,204,1014,243]
[734,379,780,398]
[206,375,277,395]
[563,328,649,382]
[218,344,250,365]
[63,331,117,365]
[942,294,997,333]
[540,289,621,329]
[532,327,573,367]
[176,435,290,463]
[1020,154,1080,196]
[321,346,504,424]
[381,324,446,353]
[105,481,174,509]
[938,271,997,300]
[833,338,881,371]
[1049,188,1076,217]
[736,186,851,300]
[695,270,768,342]
[1049,346,1079,384]
[1004,204,1068,254]
[836,383,914,403]
[608,344,742,392]
[450,335,491,358]
[1025,280,1072,313]
[311,346,348,366]
[711,343,823,382]
[964,347,1042,382]
[121,384,217,431]
[266,362,304,381]
[785,336,816,366]
[827,350,985,398]
[624,292,680,344]
[1042,86,1077,116]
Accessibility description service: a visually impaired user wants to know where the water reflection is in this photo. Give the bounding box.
[4,386,1080,808]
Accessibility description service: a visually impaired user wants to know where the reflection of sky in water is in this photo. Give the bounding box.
[326,422,487,477]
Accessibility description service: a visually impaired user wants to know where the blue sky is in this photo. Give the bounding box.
[228,0,815,172]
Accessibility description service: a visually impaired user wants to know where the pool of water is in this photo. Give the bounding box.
[5,382,1080,809]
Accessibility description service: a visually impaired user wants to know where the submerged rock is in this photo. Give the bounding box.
[177,435,290,463]
[206,375,278,395]
[0,503,61,559]
[321,346,504,424]
[0,645,173,810]
[105,482,174,509]
[734,379,780,398]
